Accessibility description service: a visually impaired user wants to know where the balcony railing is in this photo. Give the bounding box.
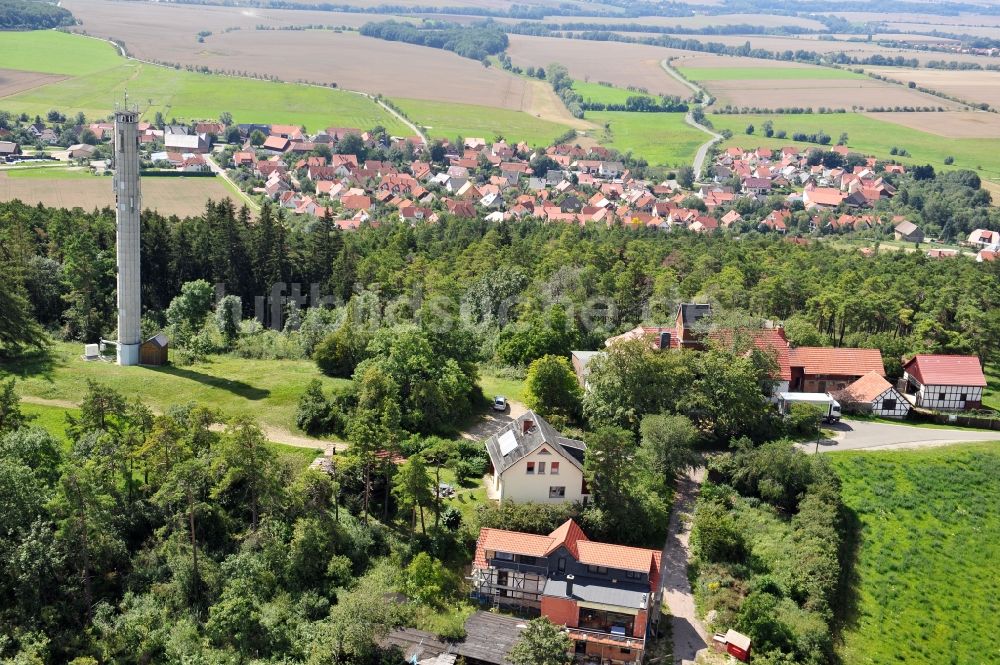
[567,626,646,649]
[489,558,549,576]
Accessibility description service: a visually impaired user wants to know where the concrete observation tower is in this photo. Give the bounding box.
[113,106,142,365]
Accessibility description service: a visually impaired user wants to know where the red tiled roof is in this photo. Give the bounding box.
[836,371,894,403]
[904,355,986,387]
[789,347,884,376]
[576,541,656,574]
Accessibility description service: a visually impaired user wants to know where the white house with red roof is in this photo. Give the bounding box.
[472,519,662,663]
[834,371,910,418]
[902,355,987,410]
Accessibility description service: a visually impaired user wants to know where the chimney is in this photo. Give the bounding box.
[659,331,671,350]
[565,574,574,598]
[522,418,534,435]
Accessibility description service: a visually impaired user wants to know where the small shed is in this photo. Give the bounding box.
[835,371,911,419]
[894,220,924,243]
[723,629,751,662]
[139,332,169,366]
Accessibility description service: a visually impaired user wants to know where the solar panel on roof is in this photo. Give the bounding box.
[498,430,518,456]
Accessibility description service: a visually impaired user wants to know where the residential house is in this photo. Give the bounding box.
[471,519,662,664]
[570,350,606,390]
[893,220,924,243]
[262,135,290,154]
[483,412,588,504]
[788,347,885,393]
[967,229,1000,248]
[605,303,712,351]
[0,141,20,158]
[902,354,986,410]
[834,371,910,418]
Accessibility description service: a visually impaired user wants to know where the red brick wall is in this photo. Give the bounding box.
[541,596,579,628]
[633,610,647,638]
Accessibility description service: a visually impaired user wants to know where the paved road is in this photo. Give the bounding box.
[205,154,260,211]
[659,59,722,180]
[805,419,1000,453]
[661,467,709,665]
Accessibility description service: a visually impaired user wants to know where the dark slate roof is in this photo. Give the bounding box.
[483,411,586,476]
[450,612,525,665]
[679,303,712,328]
[543,575,650,610]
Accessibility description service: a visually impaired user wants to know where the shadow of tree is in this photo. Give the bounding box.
[832,504,864,665]
[0,348,56,382]
[143,364,270,400]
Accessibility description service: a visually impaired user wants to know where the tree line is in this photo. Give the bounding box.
[359,19,508,61]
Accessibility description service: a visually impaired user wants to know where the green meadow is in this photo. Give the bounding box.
[572,80,639,105]
[589,111,707,167]
[0,31,408,134]
[680,66,865,81]
[829,445,1000,665]
[712,112,1000,182]
[3,165,96,179]
[394,98,573,146]
[1,342,350,434]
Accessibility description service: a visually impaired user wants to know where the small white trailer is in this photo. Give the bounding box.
[777,392,842,423]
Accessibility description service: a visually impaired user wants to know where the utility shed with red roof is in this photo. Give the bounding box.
[902,355,986,410]
[472,519,662,664]
[788,347,885,393]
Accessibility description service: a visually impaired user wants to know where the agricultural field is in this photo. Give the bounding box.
[0,68,66,98]
[865,67,1000,110]
[505,35,692,99]
[677,54,960,110]
[572,80,640,105]
[829,445,1000,665]
[394,97,573,146]
[589,111,706,167]
[711,112,1000,182]
[549,13,828,30]
[0,31,409,134]
[1,342,350,435]
[864,111,1000,139]
[0,170,239,217]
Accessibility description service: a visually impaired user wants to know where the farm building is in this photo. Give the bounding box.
[0,141,20,158]
[967,229,999,248]
[834,371,910,418]
[902,355,986,411]
[164,133,208,153]
[893,220,924,243]
[788,347,885,393]
[483,412,588,504]
[139,333,169,366]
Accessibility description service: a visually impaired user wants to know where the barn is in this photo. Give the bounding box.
[835,371,910,418]
[139,333,169,366]
[902,354,986,411]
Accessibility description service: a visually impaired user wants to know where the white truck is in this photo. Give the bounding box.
[777,392,842,423]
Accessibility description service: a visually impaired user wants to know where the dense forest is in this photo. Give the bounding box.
[0,0,75,30]
[359,20,508,61]
[2,197,999,372]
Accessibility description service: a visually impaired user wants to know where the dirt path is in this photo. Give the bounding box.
[21,395,342,451]
[660,59,723,181]
[204,153,260,211]
[459,398,527,442]
[661,466,709,665]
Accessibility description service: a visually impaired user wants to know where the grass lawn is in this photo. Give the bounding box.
[588,111,706,167]
[1,342,350,434]
[0,31,408,134]
[983,364,1000,411]
[438,466,489,528]
[679,66,865,81]
[572,80,638,105]
[829,444,1000,665]
[711,112,1000,183]
[3,166,95,180]
[394,98,573,147]
[478,373,526,404]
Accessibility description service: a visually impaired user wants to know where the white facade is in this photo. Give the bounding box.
[494,447,587,504]
[905,372,983,411]
[867,387,911,418]
[114,109,142,366]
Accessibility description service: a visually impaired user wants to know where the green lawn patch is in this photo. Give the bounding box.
[829,444,1000,665]
[0,31,408,134]
[1,342,350,433]
[984,364,1000,411]
[0,31,122,76]
[712,112,1000,182]
[4,166,95,180]
[20,402,79,443]
[478,373,526,404]
[589,111,706,167]
[394,98,573,147]
[572,80,638,105]
[680,66,864,81]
